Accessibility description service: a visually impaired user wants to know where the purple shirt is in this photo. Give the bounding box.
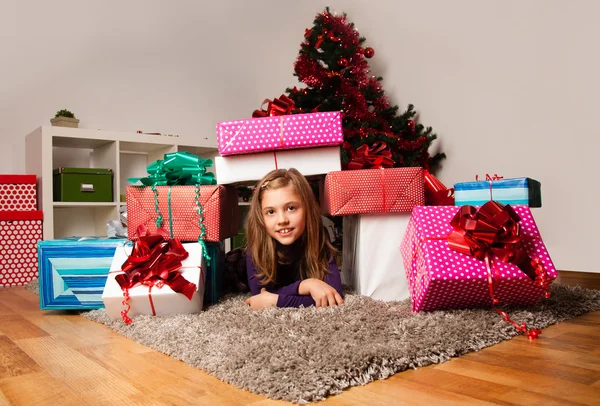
[246,248,343,308]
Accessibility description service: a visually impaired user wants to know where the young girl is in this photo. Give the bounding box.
[244,168,344,310]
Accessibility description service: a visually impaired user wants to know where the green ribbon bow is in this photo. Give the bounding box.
[127,151,216,265]
[128,151,216,186]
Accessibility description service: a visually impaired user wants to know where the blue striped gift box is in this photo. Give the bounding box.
[38,237,127,310]
[454,178,542,207]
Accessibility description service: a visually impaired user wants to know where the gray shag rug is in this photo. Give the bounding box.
[25,280,600,403]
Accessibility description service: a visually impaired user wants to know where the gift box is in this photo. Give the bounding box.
[401,204,556,312]
[454,177,541,207]
[0,174,37,211]
[217,111,343,156]
[0,211,43,287]
[321,168,424,215]
[214,146,341,184]
[102,242,205,321]
[126,185,239,242]
[38,237,127,310]
[342,213,412,301]
[204,241,225,306]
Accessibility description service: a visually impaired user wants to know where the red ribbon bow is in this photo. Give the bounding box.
[347,141,395,170]
[252,94,295,118]
[115,226,197,324]
[447,201,550,340]
[475,173,504,181]
[423,169,455,206]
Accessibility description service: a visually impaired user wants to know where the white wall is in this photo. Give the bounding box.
[1,0,598,272]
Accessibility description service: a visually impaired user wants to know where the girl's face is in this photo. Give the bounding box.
[260,184,306,245]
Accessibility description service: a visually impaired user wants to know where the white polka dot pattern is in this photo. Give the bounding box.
[0,216,42,287]
[322,168,424,215]
[0,183,37,211]
[126,185,239,242]
[400,205,557,312]
[217,111,343,156]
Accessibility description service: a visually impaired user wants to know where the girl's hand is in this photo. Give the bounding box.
[300,279,344,307]
[245,288,278,310]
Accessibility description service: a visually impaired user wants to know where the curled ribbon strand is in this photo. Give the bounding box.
[447,201,551,340]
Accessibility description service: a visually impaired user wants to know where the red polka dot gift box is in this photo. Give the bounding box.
[216,111,343,156]
[320,168,424,215]
[0,210,43,287]
[400,203,557,312]
[126,185,239,242]
[0,174,37,211]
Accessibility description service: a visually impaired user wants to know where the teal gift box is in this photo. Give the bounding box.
[454,177,542,207]
[204,241,225,306]
[38,237,127,310]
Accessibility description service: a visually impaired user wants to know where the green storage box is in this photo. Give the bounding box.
[53,167,114,202]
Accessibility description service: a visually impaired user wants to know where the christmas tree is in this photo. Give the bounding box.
[285,8,446,170]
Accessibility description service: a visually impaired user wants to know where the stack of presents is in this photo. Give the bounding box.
[2,105,555,336]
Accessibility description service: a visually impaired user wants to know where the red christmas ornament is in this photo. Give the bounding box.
[327,31,341,42]
[364,47,375,58]
[304,28,312,38]
[407,120,415,131]
[337,57,349,67]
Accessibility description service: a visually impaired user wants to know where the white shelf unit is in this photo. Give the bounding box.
[25,126,218,240]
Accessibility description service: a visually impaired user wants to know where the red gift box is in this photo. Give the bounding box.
[0,174,37,211]
[126,185,239,242]
[320,168,424,215]
[0,210,43,287]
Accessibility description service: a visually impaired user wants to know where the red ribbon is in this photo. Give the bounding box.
[114,226,197,324]
[475,173,504,201]
[252,94,295,118]
[347,141,395,170]
[447,201,551,340]
[424,169,454,206]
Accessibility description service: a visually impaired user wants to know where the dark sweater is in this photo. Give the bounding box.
[245,240,343,308]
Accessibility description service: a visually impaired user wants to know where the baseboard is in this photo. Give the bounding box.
[556,270,600,290]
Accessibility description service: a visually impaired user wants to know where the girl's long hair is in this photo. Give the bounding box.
[246,168,335,286]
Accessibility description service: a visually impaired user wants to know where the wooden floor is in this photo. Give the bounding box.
[0,275,598,405]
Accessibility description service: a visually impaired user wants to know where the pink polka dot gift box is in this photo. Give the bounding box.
[126,185,239,242]
[320,167,424,215]
[400,204,557,312]
[0,210,43,287]
[0,174,37,211]
[216,111,343,156]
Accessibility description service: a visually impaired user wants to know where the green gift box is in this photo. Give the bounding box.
[53,167,114,202]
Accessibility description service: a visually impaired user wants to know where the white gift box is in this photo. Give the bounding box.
[214,146,341,185]
[102,242,206,321]
[342,213,411,302]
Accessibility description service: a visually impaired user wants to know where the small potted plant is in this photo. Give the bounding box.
[50,109,80,128]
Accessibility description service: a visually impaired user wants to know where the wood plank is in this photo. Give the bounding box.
[136,351,271,405]
[362,372,500,405]
[435,358,600,405]
[0,314,49,341]
[557,271,600,290]
[0,390,9,406]
[0,297,16,316]
[495,387,585,406]
[16,336,143,405]
[399,367,512,402]
[0,335,40,379]
[0,371,84,406]
[0,289,41,314]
